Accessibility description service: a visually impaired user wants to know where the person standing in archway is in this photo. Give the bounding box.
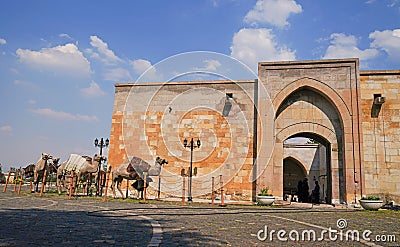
[297,180,303,202]
[312,180,320,204]
[302,178,309,203]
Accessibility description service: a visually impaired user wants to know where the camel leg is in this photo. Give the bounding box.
[33,174,37,193]
[59,175,65,194]
[76,174,81,196]
[57,176,61,194]
[35,176,40,193]
[57,173,64,195]
[86,173,91,196]
[110,176,117,198]
[117,180,124,199]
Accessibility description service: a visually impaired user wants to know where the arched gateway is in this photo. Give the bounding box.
[109,58,400,204]
[257,59,363,204]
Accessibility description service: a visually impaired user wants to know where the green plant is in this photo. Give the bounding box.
[361,195,381,200]
[258,187,272,196]
[13,178,23,184]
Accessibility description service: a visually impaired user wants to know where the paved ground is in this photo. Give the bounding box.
[0,186,399,246]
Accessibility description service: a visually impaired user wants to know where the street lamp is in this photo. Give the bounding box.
[183,137,201,202]
[94,137,109,196]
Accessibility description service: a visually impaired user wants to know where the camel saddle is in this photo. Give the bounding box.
[129,157,150,175]
[127,163,134,172]
[126,165,138,179]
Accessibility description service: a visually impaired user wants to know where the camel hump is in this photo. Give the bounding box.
[130,157,144,165]
[130,157,150,174]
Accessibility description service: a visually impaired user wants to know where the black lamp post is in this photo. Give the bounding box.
[183,137,201,202]
[94,137,109,196]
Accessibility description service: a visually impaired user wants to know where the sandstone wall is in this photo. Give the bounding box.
[109,80,256,199]
[360,71,400,202]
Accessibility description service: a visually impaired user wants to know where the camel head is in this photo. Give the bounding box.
[93,153,107,163]
[147,157,168,176]
[48,158,60,174]
[41,153,52,160]
[155,157,168,166]
[52,157,60,165]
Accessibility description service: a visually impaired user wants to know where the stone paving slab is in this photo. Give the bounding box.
[0,188,399,246]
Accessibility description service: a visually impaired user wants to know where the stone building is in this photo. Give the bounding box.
[108,58,400,204]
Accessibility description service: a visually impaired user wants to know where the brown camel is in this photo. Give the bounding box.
[33,153,53,192]
[48,157,60,175]
[110,156,168,199]
[23,164,35,179]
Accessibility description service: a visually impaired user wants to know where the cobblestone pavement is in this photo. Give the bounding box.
[1,187,399,246]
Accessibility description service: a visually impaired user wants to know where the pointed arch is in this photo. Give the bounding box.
[273,77,351,126]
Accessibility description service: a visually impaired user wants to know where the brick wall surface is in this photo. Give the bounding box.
[109,81,256,199]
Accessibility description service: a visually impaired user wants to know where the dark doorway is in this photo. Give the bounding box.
[284,134,332,204]
[283,157,307,197]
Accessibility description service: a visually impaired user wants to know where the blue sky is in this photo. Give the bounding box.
[0,0,399,171]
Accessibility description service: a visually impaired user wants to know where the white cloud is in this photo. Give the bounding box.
[194,59,222,72]
[0,38,6,45]
[230,28,296,71]
[28,99,36,104]
[370,29,400,60]
[88,35,121,64]
[59,33,73,40]
[31,108,98,121]
[244,0,302,28]
[103,68,132,82]
[388,0,400,7]
[131,59,159,80]
[0,125,12,134]
[323,33,379,61]
[80,81,106,97]
[16,43,91,77]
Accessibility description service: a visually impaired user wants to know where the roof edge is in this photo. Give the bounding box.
[360,70,400,76]
[115,79,255,87]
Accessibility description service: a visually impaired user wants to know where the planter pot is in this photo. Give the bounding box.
[359,199,383,210]
[257,195,275,206]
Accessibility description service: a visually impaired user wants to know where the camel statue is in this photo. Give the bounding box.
[23,164,35,179]
[33,153,53,192]
[78,154,104,181]
[110,156,168,199]
[57,154,106,194]
[48,157,60,175]
[56,160,67,194]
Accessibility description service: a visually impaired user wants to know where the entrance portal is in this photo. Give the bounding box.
[283,135,332,204]
[283,157,306,197]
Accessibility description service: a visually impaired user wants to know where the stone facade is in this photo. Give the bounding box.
[258,59,363,204]
[109,58,400,203]
[360,71,400,202]
[109,81,256,198]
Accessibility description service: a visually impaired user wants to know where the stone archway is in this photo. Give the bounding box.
[283,133,333,203]
[283,156,307,197]
[258,60,364,204]
[271,85,346,204]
